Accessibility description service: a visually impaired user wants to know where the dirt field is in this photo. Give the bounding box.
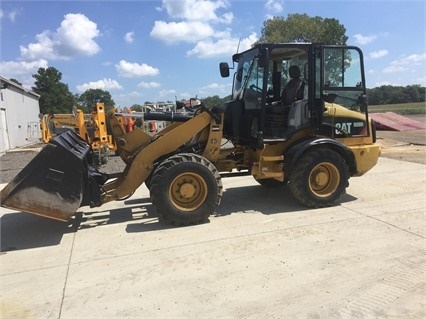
[376,114,425,165]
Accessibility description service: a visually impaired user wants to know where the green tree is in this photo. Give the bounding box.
[258,13,348,45]
[367,85,425,105]
[32,67,76,114]
[203,95,223,109]
[76,88,115,112]
[130,104,143,112]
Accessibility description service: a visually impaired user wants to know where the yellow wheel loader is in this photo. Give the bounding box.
[0,43,380,225]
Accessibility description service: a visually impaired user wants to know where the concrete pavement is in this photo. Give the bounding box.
[1,157,425,318]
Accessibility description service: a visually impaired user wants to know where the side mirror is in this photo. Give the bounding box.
[219,62,230,78]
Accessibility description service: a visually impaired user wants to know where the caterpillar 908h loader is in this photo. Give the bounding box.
[0,43,380,225]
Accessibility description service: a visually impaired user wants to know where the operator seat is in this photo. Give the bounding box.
[281,65,305,105]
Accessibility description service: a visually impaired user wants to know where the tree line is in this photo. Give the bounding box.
[366,85,425,105]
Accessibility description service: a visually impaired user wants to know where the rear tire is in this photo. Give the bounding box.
[289,148,349,208]
[150,153,222,226]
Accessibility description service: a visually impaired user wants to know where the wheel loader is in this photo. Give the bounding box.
[0,43,380,225]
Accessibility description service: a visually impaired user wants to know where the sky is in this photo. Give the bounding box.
[0,0,425,108]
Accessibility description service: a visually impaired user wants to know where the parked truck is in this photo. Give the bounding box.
[1,43,380,225]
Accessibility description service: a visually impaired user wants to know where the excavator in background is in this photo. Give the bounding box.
[40,103,116,165]
[1,43,380,226]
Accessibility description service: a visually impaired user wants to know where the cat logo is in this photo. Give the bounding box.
[335,121,365,134]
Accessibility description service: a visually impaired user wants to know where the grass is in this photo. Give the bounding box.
[369,102,426,115]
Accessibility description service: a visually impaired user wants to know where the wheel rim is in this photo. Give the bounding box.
[169,172,208,211]
[308,162,340,197]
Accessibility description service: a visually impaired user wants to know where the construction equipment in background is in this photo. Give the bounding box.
[132,102,177,133]
[40,103,116,165]
[1,43,380,226]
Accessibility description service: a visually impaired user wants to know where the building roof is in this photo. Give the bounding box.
[0,76,40,99]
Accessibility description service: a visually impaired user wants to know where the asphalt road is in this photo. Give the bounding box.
[1,155,425,318]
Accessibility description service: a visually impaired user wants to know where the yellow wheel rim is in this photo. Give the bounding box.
[169,172,208,211]
[308,162,340,198]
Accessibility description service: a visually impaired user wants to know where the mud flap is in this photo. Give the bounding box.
[0,130,107,221]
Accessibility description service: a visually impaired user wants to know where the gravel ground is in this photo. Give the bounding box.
[1,114,424,184]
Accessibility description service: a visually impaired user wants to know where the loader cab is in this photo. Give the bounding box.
[220,43,371,146]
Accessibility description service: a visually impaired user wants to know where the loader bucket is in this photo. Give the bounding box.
[0,130,106,221]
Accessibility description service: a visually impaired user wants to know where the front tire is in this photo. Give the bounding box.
[150,153,223,226]
[289,148,349,208]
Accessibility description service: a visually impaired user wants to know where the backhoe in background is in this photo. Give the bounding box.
[1,43,380,225]
[40,102,116,165]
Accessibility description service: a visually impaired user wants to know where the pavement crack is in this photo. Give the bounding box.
[57,221,79,318]
[353,210,424,239]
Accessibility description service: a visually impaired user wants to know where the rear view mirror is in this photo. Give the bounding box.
[219,62,230,78]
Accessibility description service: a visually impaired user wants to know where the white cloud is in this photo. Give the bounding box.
[150,21,214,44]
[0,8,19,22]
[369,49,388,59]
[0,59,48,87]
[160,0,232,23]
[353,34,377,45]
[198,82,231,96]
[415,76,426,86]
[124,31,135,44]
[116,60,159,77]
[158,89,177,100]
[76,78,123,92]
[187,31,257,58]
[8,10,19,22]
[265,0,283,14]
[383,53,426,73]
[20,31,56,60]
[137,81,161,88]
[20,13,100,61]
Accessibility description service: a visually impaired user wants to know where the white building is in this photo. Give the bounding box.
[0,76,41,153]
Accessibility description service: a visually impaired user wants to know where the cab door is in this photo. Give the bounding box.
[320,46,370,138]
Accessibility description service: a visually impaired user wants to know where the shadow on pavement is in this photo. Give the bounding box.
[215,183,357,217]
[0,212,75,252]
[0,184,359,249]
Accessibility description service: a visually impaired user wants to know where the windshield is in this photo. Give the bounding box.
[232,47,309,107]
[232,49,258,100]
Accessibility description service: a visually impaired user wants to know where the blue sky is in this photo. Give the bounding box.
[1,0,425,107]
